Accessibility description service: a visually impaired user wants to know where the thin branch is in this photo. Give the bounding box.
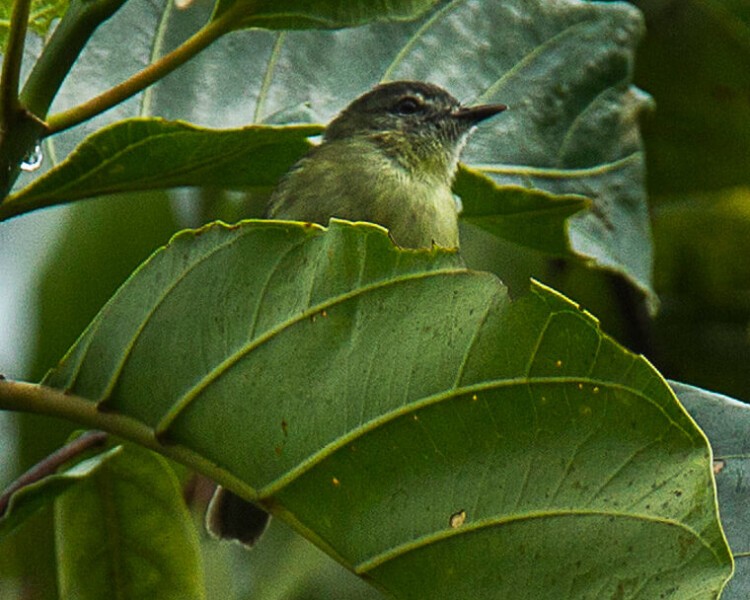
[0,378,357,570]
[45,10,237,135]
[0,430,108,516]
[0,0,32,126]
[0,379,254,500]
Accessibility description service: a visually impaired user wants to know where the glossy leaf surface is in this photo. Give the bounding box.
[212,0,441,31]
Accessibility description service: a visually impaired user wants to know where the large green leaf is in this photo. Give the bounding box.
[55,443,205,600]
[672,381,749,599]
[9,0,653,298]
[632,0,750,195]
[0,120,322,220]
[42,219,730,598]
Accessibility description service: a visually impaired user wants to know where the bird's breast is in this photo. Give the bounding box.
[268,139,460,249]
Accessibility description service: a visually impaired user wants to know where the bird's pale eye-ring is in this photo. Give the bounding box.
[393,96,424,115]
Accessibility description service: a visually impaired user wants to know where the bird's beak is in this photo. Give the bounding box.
[452,103,508,125]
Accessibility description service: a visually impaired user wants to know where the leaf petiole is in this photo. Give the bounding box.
[0,430,108,517]
[0,378,257,503]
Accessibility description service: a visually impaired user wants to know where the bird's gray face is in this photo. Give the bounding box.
[325,81,506,151]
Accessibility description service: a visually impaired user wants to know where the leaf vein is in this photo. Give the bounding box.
[258,378,699,497]
[97,227,263,404]
[154,268,470,436]
[355,509,721,573]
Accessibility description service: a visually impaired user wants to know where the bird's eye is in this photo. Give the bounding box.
[393,96,424,115]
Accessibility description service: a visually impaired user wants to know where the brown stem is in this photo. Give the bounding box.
[0,430,108,516]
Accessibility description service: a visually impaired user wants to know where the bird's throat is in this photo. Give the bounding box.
[370,131,459,185]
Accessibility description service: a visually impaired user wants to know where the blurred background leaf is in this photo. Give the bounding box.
[0,444,120,540]
[630,0,750,196]
[0,0,69,48]
[198,510,381,599]
[652,189,750,399]
[625,0,750,402]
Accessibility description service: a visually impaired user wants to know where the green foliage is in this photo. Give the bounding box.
[3,0,653,299]
[41,220,732,598]
[652,190,750,397]
[456,166,589,256]
[8,191,183,600]
[0,0,747,598]
[211,0,442,30]
[629,0,750,402]
[632,0,750,195]
[1,121,323,219]
[0,0,69,47]
[55,443,205,600]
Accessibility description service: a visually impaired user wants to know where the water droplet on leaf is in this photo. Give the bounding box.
[20,144,43,172]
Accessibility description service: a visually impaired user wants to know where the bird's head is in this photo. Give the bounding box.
[324,81,506,180]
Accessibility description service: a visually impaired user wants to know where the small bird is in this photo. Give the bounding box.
[207,81,506,547]
[267,80,507,249]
